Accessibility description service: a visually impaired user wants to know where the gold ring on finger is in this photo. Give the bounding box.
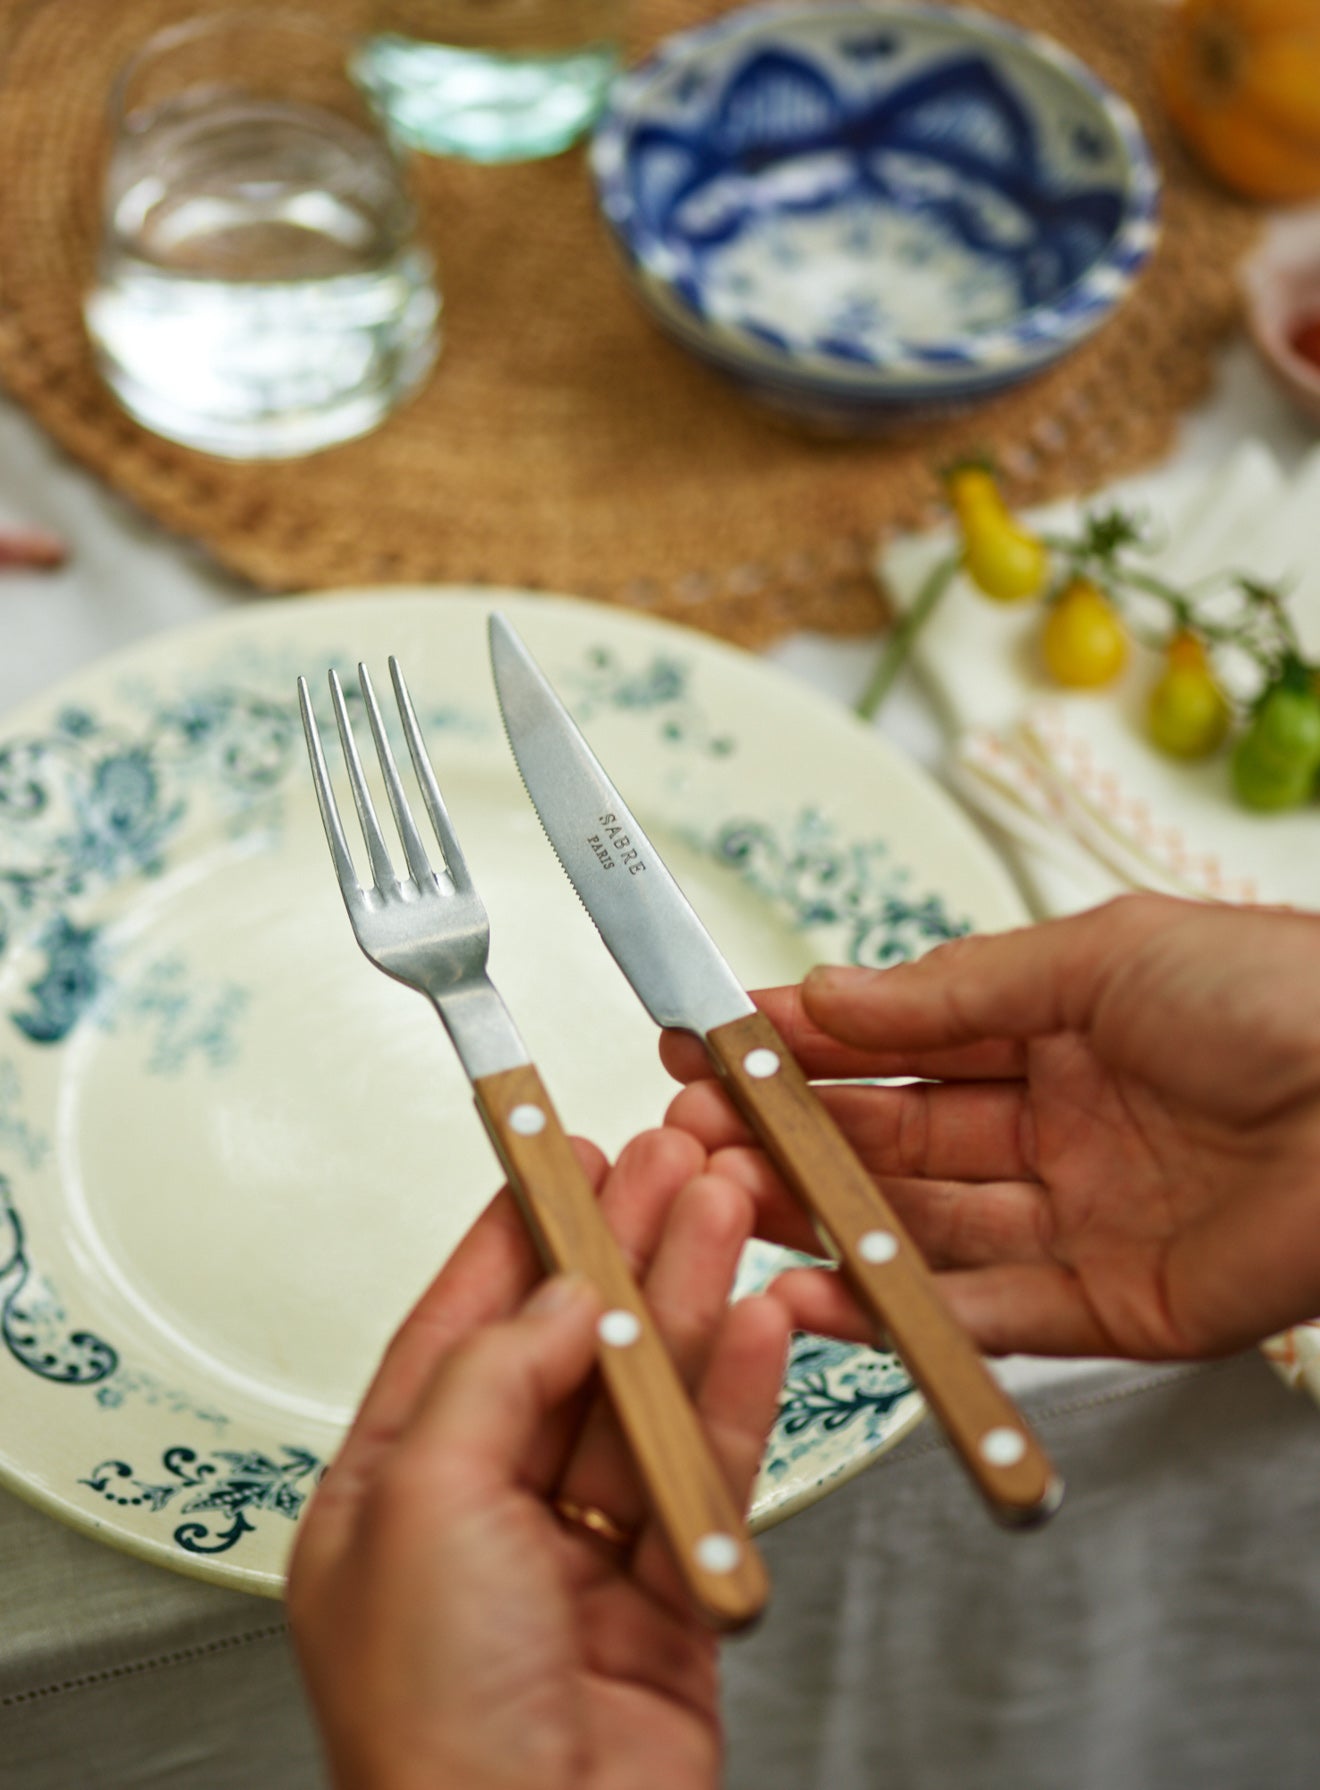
[552,1495,637,1554]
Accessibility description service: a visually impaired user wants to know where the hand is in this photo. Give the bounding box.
[286,1127,790,1790]
[661,894,1320,1362]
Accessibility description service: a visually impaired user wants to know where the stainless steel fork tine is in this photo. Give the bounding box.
[389,656,473,894]
[328,669,396,891]
[297,676,362,899]
[356,662,436,889]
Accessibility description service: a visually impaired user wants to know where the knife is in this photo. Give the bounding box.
[489,613,1062,1527]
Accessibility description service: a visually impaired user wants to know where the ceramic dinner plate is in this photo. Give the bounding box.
[0,590,1028,1594]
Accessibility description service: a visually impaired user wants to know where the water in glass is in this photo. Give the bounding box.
[86,94,441,458]
[355,0,624,163]
[356,35,619,162]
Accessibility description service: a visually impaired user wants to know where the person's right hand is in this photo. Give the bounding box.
[662,895,1320,1362]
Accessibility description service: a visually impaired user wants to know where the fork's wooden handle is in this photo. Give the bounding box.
[474,1063,770,1632]
[706,1012,1062,1528]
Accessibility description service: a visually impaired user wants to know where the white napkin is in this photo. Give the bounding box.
[879,440,1320,1401]
[882,439,1320,913]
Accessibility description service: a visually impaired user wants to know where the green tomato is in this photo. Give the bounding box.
[1248,685,1320,774]
[1231,733,1317,811]
[1232,684,1320,809]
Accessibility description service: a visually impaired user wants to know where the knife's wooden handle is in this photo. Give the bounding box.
[706,1011,1062,1527]
[474,1062,770,1632]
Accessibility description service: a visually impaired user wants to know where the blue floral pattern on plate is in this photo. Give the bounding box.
[0,593,1029,1585]
[1,1172,119,1387]
[0,688,301,1043]
[700,808,968,965]
[81,1445,323,1556]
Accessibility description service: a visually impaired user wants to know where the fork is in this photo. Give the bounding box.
[297,658,769,1633]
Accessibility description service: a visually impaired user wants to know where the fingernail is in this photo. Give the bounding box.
[524,1274,592,1318]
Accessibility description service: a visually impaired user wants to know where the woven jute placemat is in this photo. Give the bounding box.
[0,0,1257,645]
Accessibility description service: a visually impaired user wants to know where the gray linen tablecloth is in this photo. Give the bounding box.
[3,358,1319,1789]
[5,1354,1320,1788]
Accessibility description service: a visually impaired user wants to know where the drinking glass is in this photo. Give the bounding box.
[84,13,442,460]
[355,0,626,163]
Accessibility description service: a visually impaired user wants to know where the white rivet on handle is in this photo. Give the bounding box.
[598,1309,641,1348]
[509,1103,546,1136]
[743,1047,780,1079]
[858,1229,899,1264]
[695,1531,742,1574]
[980,1426,1027,1467]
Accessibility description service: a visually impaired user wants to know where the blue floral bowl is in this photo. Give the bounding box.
[591,2,1160,430]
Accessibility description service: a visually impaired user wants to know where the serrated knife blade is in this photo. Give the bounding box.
[489,612,1062,1527]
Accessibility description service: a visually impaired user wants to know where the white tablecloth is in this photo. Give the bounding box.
[3,346,1319,1789]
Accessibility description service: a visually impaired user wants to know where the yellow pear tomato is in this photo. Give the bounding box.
[945,465,1049,603]
[1146,632,1232,758]
[944,464,1001,516]
[1040,578,1128,687]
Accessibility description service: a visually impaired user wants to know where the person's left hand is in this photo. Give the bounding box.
[287,1127,790,1790]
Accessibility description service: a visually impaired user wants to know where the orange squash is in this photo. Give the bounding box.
[1158,0,1320,202]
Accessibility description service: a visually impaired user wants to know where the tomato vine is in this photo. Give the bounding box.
[858,467,1320,812]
